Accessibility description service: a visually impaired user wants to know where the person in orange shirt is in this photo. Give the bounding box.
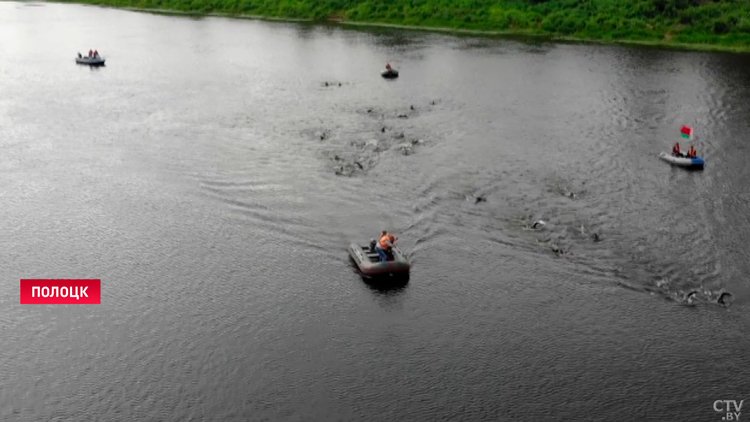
[687,146,697,158]
[672,142,681,156]
[375,230,397,262]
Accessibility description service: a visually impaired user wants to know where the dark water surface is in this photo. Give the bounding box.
[1,2,749,420]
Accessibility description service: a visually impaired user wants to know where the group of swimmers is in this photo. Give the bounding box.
[672,142,698,158]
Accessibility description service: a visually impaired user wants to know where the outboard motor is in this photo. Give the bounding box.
[369,239,377,252]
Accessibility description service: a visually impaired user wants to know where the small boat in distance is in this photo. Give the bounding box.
[659,152,705,170]
[76,51,105,66]
[381,62,398,79]
[662,127,703,169]
[348,241,410,278]
[381,69,398,78]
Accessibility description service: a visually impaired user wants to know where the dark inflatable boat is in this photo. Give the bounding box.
[76,56,106,66]
[381,69,399,79]
[348,240,410,277]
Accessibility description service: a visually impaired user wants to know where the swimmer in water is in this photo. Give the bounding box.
[531,220,546,229]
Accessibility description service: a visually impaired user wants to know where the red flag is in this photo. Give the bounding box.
[680,125,693,138]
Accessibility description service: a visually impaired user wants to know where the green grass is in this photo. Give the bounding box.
[49,0,750,52]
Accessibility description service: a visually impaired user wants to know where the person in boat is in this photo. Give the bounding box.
[88,49,93,58]
[385,63,392,71]
[77,52,82,58]
[687,145,697,158]
[672,142,681,156]
[375,230,397,262]
[93,50,99,58]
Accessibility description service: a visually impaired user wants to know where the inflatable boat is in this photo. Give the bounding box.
[659,152,705,169]
[76,56,105,66]
[381,69,398,79]
[348,241,410,277]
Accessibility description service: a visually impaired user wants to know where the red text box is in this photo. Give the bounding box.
[20,279,101,304]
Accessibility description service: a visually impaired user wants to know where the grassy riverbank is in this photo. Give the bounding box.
[51,0,750,52]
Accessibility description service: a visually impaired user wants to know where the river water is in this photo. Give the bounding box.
[1,2,749,420]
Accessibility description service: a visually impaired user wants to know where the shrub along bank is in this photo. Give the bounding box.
[53,0,750,51]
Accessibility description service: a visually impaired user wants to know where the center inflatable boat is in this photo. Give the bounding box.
[659,152,705,170]
[348,240,410,278]
[381,69,399,79]
[76,56,106,66]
